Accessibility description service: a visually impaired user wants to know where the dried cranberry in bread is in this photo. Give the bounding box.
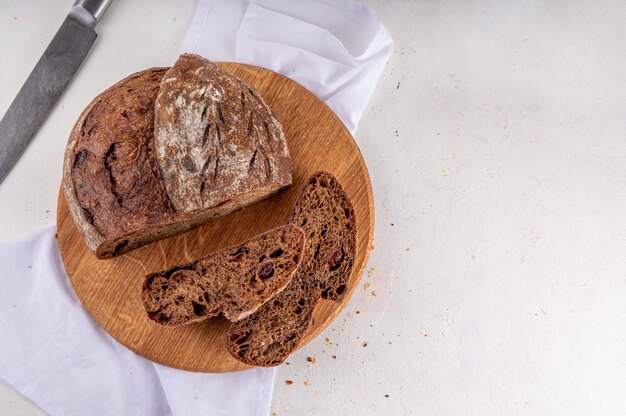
[226,171,356,366]
[63,54,292,258]
[142,224,305,326]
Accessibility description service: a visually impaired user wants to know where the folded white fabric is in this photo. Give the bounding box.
[182,0,394,133]
[0,1,392,415]
[0,227,275,416]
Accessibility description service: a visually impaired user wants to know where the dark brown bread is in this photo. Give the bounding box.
[155,54,292,213]
[225,171,356,366]
[67,68,175,257]
[142,224,305,326]
[63,54,292,258]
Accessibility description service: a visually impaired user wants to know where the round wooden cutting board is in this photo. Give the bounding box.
[56,62,374,372]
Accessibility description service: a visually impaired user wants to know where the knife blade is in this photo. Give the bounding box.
[0,0,113,185]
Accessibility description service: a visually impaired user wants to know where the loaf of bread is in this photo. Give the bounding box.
[142,224,305,326]
[226,171,356,366]
[63,54,292,258]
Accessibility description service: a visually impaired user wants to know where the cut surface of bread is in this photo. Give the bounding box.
[226,171,356,366]
[142,224,305,326]
[63,54,292,258]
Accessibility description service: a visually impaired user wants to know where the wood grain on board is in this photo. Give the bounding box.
[56,62,374,372]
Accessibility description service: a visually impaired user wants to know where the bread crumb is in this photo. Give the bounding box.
[332,355,337,359]
[285,362,290,365]
[364,282,372,291]
[304,381,310,386]
[362,342,368,347]
[405,247,410,251]
[306,357,317,364]
[370,243,375,250]
[325,337,331,342]
[388,341,392,345]
[285,380,293,385]
[371,291,377,297]
[356,310,361,314]
[385,394,390,398]
[419,331,428,337]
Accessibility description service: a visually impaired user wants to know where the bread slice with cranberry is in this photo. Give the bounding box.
[226,171,356,366]
[142,224,305,326]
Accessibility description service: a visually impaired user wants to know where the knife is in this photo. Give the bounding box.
[0,0,113,185]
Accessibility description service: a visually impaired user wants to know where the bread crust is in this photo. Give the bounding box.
[155,54,292,212]
[63,68,170,254]
[63,56,292,258]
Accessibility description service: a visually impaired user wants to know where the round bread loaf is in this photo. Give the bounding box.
[63,54,292,258]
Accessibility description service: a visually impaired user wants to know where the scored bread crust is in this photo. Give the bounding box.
[225,171,356,366]
[142,224,305,326]
[63,55,292,259]
[155,54,292,212]
[63,68,170,257]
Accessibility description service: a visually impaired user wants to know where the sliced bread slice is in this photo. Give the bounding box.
[226,171,356,366]
[142,224,305,326]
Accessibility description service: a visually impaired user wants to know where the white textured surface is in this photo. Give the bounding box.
[2,1,626,415]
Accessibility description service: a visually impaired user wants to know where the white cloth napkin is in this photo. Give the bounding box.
[0,1,392,415]
[0,227,275,416]
[182,0,394,133]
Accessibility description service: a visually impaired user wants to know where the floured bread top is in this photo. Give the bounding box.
[154,54,292,212]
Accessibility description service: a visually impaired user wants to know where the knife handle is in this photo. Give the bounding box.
[70,0,113,27]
